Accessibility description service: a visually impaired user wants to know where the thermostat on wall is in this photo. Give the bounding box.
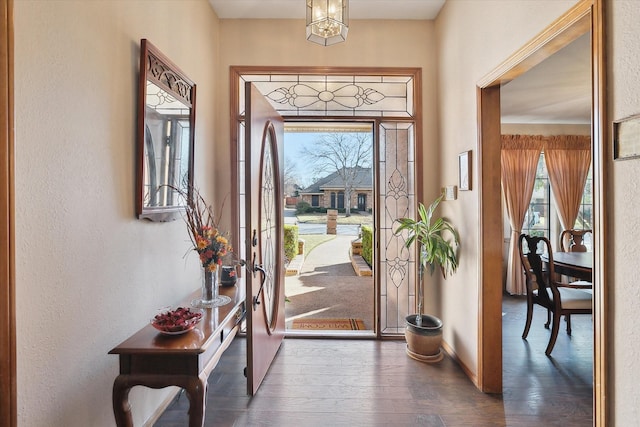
[443,185,457,201]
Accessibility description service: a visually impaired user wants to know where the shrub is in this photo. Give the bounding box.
[295,201,311,214]
[284,225,299,263]
[361,225,373,267]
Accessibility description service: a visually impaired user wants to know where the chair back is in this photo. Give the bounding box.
[560,229,592,252]
[518,234,557,306]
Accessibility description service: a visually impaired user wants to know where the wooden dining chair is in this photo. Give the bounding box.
[560,229,592,252]
[559,229,593,285]
[518,234,593,356]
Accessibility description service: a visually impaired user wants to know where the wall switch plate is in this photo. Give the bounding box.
[443,185,457,200]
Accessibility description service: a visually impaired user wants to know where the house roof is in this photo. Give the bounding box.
[300,167,372,194]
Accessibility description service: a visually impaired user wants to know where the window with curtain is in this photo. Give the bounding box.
[575,168,593,250]
[521,152,592,247]
[521,153,551,239]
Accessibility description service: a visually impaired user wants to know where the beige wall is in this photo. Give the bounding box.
[434,0,581,376]
[12,0,640,424]
[438,0,640,421]
[215,18,440,215]
[609,1,640,422]
[14,1,219,425]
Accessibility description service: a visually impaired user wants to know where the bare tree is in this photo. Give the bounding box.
[283,156,301,197]
[302,132,372,217]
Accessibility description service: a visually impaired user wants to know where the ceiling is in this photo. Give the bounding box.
[208,0,591,125]
[208,0,446,20]
[500,33,591,124]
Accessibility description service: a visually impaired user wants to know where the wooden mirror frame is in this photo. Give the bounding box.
[136,39,196,221]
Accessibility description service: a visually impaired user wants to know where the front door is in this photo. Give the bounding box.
[358,193,366,211]
[244,83,285,395]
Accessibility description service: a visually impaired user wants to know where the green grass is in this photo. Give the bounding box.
[296,211,373,225]
[299,234,336,256]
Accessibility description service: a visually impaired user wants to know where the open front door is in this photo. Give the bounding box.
[245,83,285,395]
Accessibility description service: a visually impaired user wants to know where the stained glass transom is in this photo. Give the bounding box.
[239,74,415,118]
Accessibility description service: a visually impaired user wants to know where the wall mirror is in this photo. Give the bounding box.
[136,39,196,221]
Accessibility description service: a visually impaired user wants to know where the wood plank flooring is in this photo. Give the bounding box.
[155,296,593,426]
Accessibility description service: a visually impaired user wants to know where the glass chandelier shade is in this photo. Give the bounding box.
[306,0,349,46]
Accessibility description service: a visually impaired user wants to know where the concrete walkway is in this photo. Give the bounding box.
[284,234,374,330]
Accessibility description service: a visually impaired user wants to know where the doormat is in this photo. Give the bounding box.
[291,318,366,331]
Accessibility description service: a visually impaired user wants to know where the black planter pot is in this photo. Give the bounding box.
[404,314,444,363]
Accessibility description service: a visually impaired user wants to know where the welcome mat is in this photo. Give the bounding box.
[291,318,366,331]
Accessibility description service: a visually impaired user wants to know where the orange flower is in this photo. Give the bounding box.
[196,236,208,250]
[174,184,233,271]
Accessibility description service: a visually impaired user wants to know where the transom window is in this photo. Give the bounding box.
[237,71,415,117]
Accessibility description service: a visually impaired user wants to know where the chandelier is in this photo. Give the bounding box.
[306,0,349,46]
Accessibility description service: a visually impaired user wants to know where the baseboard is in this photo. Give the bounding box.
[142,387,181,427]
[441,339,478,387]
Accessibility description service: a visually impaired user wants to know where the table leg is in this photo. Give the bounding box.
[112,374,208,427]
[184,374,208,427]
[112,375,134,427]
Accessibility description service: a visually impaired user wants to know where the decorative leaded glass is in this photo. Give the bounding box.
[260,128,277,328]
[379,122,416,334]
[239,74,415,118]
[235,69,418,336]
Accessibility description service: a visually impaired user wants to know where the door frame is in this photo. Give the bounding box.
[229,66,423,339]
[0,0,15,426]
[476,0,607,423]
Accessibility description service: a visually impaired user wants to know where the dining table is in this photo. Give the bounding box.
[542,251,593,282]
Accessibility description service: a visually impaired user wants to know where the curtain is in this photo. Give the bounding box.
[544,135,591,232]
[501,135,544,295]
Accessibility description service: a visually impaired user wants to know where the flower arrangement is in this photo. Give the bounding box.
[178,185,233,272]
[193,225,231,272]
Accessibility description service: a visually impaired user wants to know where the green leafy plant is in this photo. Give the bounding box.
[394,191,459,324]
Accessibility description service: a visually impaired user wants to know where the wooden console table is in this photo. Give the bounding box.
[109,283,245,427]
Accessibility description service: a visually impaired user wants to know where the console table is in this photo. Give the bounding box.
[109,283,245,427]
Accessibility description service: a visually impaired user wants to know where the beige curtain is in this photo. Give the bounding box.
[501,135,544,295]
[544,135,591,231]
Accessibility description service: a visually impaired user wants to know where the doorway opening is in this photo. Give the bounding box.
[231,66,423,339]
[476,1,606,422]
[282,122,375,334]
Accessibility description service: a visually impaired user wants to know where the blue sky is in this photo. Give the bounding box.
[283,131,372,188]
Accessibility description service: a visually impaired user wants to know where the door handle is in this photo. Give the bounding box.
[252,263,266,311]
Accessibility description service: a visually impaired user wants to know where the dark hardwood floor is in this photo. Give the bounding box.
[155,296,593,426]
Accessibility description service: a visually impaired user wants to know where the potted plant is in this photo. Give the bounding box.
[394,190,459,362]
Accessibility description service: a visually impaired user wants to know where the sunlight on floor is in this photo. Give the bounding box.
[284,283,325,296]
[286,306,334,322]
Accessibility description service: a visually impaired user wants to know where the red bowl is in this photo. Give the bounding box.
[150,307,203,335]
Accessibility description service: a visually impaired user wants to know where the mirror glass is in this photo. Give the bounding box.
[137,39,195,221]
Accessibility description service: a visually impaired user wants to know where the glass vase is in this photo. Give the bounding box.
[192,266,231,308]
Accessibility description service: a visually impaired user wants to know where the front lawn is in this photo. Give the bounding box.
[296,211,373,225]
[299,234,336,256]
